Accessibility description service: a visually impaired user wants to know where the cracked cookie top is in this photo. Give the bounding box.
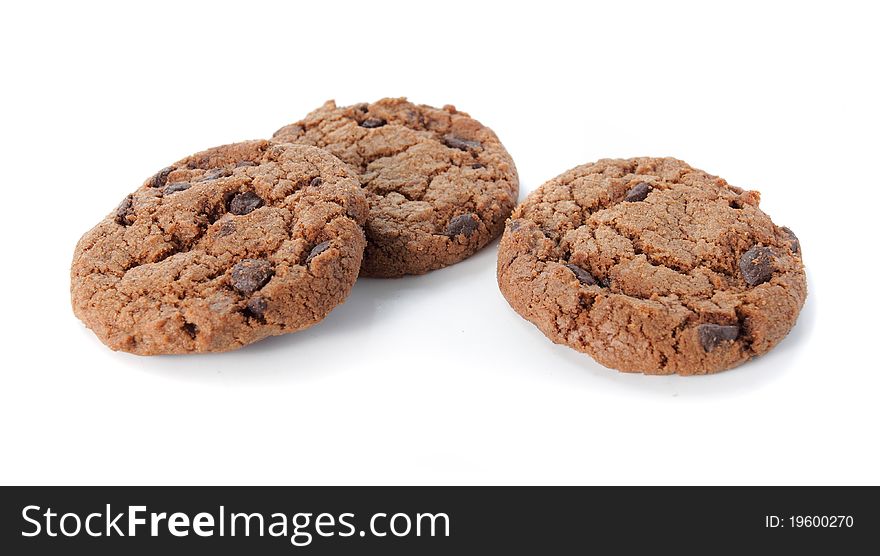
[273,98,519,277]
[71,140,368,355]
[497,157,806,375]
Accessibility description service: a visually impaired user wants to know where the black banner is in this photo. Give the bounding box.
[1,487,875,554]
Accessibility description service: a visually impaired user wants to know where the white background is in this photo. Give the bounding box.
[1,1,878,485]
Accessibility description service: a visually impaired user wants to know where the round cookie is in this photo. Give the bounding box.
[71,140,368,355]
[497,157,806,375]
[273,98,519,277]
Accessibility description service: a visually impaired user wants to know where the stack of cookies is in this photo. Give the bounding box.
[71,98,519,355]
[72,98,806,375]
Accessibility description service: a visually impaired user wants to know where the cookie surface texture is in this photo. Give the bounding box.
[273,98,519,277]
[497,157,806,375]
[71,140,368,355]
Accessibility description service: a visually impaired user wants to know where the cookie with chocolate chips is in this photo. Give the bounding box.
[71,140,368,355]
[273,98,519,277]
[497,157,806,375]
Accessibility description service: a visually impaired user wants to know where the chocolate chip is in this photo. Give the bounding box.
[245,297,268,320]
[781,227,799,253]
[509,219,522,232]
[217,221,236,237]
[229,192,264,215]
[149,166,175,188]
[182,322,198,339]
[445,214,479,237]
[235,160,257,167]
[625,182,651,202]
[164,182,191,194]
[698,324,739,352]
[306,241,331,265]
[444,135,481,150]
[230,259,273,294]
[114,194,134,225]
[199,168,227,182]
[739,246,775,286]
[309,177,323,187]
[471,163,485,169]
[564,263,597,286]
[361,118,387,128]
[355,103,369,113]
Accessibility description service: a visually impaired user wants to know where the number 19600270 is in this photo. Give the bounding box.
[790,515,853,528]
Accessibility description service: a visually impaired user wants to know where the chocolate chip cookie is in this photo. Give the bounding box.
[273,98,519,277]
[71,140,368,355]
[497,157,806,375]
